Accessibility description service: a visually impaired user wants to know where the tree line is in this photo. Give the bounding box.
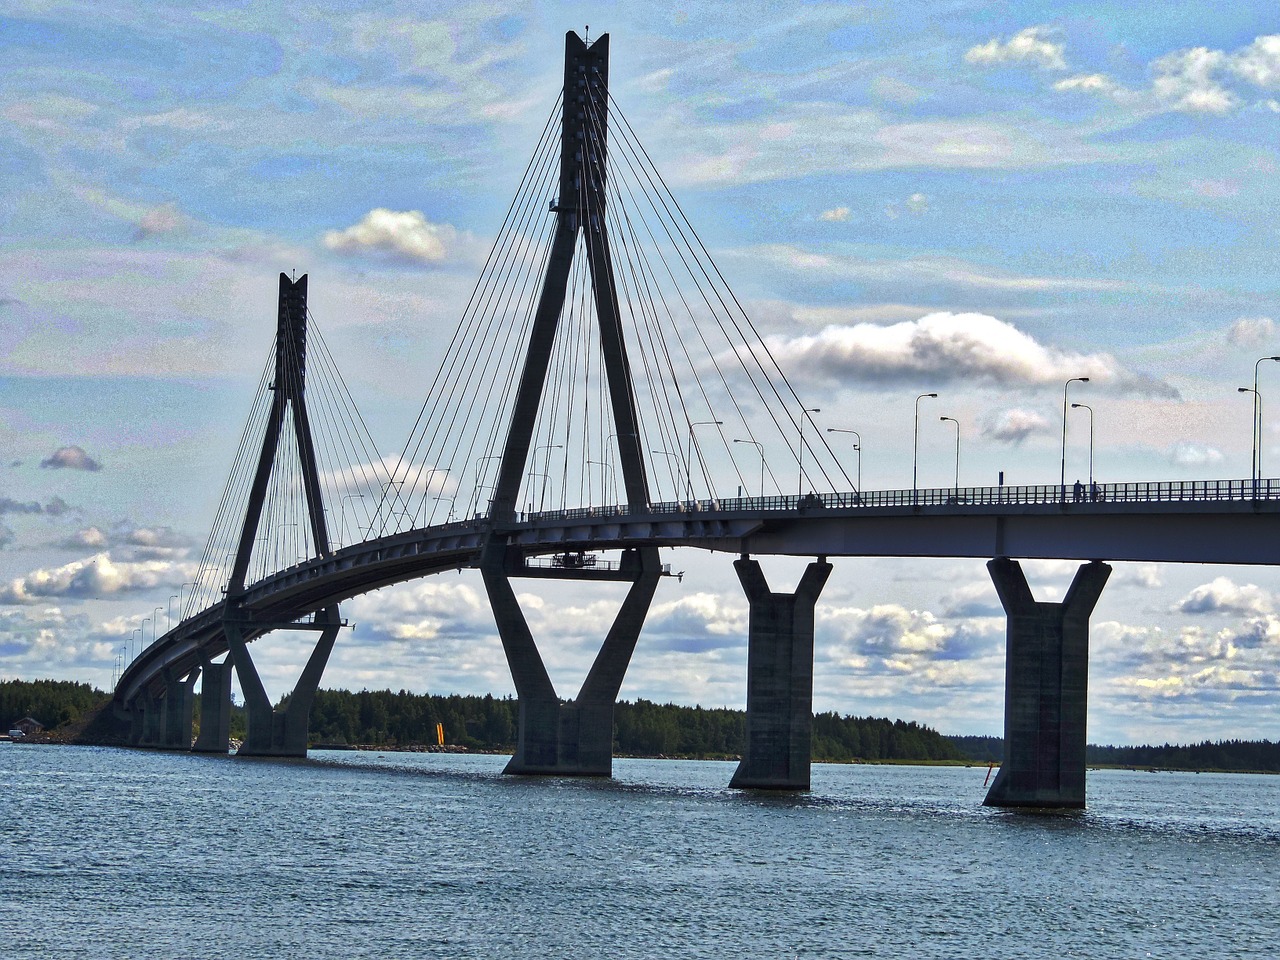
[6,678,1278,771]
[307,688,968,761]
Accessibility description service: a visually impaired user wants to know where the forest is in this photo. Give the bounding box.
[5,678,1278,771]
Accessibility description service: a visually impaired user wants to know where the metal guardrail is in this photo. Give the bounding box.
[526,477,1280,522]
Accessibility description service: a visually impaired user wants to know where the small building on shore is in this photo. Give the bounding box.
[10,717,44,737]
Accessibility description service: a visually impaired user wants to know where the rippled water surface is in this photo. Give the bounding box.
[2,745,1277,958]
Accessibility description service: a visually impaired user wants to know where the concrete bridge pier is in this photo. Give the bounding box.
[225,606,341,757]
[482,544,662,776]
[730,556,832,790]
[984,557,1111,809]
[192,658,233,753]
[159,668,198,750]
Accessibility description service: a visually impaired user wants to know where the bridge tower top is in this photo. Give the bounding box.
[488,31,649,522]
[227,272,332,598]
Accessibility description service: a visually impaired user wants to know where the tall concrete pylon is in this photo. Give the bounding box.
[217,273,342,757]
[482,32,665,776]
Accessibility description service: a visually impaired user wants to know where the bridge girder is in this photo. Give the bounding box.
[117,493,1280,710]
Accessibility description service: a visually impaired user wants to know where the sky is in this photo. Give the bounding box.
[3,1,1280,745]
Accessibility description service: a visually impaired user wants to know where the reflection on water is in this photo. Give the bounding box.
[2,746,1277,959]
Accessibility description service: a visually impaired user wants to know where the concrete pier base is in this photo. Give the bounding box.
[226,606,340,757]
[192,660,233,753]
[160,669,198,750]
[482,544,661,776]
[984,557,1111,809]
[730,556,831,790]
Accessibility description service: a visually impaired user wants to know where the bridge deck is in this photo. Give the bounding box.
[116,477,1280,707]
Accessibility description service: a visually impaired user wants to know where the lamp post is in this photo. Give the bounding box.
[1071,403,1094,488]
[529,443,563,512]
[1239,386,1261,495]
[733,439,765,498]
[154,607,163,643]
[826,428,861,492]
[1250,357,1280,487]
[140,618,150,654]
[586,459,613,504]
[687,421,722,502]
[473,454,502,514]
[913,393,937,506]
[179,581,194,623]
[797,407,821,497]
[418,467,450,525]
[939,416,960,497]
[340,494,366,547]
[168,594,180,633]
[1061,377,1090,500]
[650,449,682,500]
[432,495,456,523]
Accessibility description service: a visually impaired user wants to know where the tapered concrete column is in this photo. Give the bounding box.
[126,697,146,745]
[482,543,662,776]
[226,606,341,757]
[160,668,198,750]
[192,660,233,753]
[141,689,164,746]
[984,557,1111,809]
[730,556,832,790]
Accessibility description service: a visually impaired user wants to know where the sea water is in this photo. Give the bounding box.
[1,745,1276,958]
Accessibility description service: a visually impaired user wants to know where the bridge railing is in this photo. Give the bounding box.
[525,477,1279,522]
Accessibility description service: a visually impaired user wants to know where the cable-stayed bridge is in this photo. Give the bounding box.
[113,32,1280,808]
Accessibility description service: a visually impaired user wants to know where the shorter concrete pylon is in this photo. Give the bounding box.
[225,605,341,757]
[730,556,832,790]
[482,544,663,776]
[984,557,1111,809]
[192,659,233,753]
[160,668,199,750]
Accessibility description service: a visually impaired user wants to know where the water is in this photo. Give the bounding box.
[2,746,1277,959]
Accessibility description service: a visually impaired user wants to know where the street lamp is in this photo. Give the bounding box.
[341,493,366,546]
[586,459,613,504]
[733,439,765,498]
[1071,403,1094,489]
[168,594,180,633]
[154,607,163,643]
[140,619,150,654]
[797,407,821,497]
[530,444,563,511]
[913,393,937,506]
[939,416,960,497]
[1250,357,1280,486]
[1239,387,1261,495]
[650,449,682,500]
[473,454,502,514]
[687,421,722,502]
[432,495,456,523]
[1061,377,1090,500]
[826,428,861,493]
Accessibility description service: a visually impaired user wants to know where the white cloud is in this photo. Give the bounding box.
[965,27,1067,71]
[1227,316,1276,346]
[1228,35,1280,89]
[135,202,189,240]
[1151,47,1237,114]
[1176,577,1272,616]
[1054,37,1280,115]
[983,408,1051,444]
[40,445,102,472]
[323,209,461,265]
[1168,442,1224,467]
[0,553,195,605]
[758,312,1176,393]
[818,206,850,222]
